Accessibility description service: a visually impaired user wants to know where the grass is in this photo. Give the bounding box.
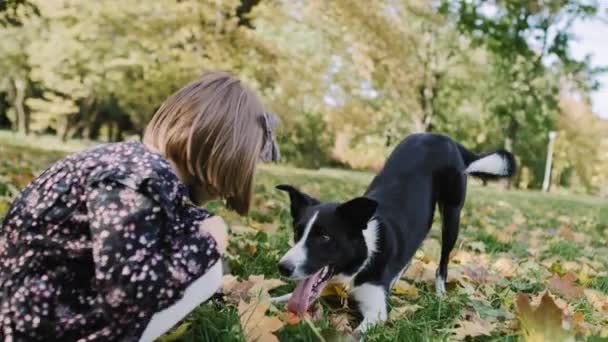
[0,133,607,341]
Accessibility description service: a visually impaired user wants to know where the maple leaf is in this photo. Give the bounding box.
[239,299,285,342]
[547,273,583,300]
[392,280,420,299]
[515,291,575,342]
[451,315,496,340]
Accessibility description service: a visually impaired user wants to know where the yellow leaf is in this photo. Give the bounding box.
[238,299,284,342]
[392,280,420,299]
[157,322,190,342]
[321,283,349,302]
[389,304,421,321]
[515,291,575,342]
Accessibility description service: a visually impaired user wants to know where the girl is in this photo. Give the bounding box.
[0,71,280,341]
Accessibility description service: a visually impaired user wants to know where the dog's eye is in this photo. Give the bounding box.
[320,234,331,242]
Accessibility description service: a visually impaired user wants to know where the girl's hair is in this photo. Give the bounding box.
[144,71,265,215]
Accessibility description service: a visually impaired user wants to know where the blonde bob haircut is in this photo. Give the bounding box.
[144,71,266,215]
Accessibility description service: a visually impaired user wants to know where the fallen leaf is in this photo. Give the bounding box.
[469,241,486,253]
[321,283,349,302]
[547,273,583,300]
[463,265,496,284]
[470,299,509,320]
[583,289,608,314]
[279,311,303,325]
[239,299,284,342]
[392,280,420,299]
[329,313,353,333]
[222,275,285,304]
[451,315,496,340]
[231,224,257,235]
[403,260,436,283]
[515,291,575,342]
[389,304,421,321]
[493,257,516,278]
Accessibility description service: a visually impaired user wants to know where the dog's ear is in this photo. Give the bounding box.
[276,184,320,220]
[336,197,378,228]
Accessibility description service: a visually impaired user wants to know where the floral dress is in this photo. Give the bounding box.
[0,141,220,341]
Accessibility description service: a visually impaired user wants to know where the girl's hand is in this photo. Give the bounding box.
[200,216,228,254]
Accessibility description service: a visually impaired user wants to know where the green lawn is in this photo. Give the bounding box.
[0,137,607,341]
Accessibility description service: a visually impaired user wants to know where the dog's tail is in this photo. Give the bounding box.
[457,143,516,180]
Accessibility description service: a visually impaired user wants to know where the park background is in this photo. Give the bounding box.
[1,1,608,341]
[1,0,608,195]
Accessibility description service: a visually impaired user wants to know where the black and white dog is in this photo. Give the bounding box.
[271,133,515,333]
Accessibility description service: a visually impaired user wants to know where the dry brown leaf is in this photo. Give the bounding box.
[493,257,516,278]
[389,304,421,321]
[403,260,436,283]
[547,273,583,300]
[392,280,420,299]
[239,299,284,342]
[451,316,496,340]
[279,311,304,325]
[496,223,517,243]
[462,265,497,284]
[584,289,608,314]
[329,313,353,333]
[222,275,285,304]
[515,291,575,342]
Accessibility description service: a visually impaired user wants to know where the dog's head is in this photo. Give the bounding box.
[275,184,378,313]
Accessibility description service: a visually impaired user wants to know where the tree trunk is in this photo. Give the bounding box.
[14,78,29,135]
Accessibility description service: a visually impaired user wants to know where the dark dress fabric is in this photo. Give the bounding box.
[0,141,220,341]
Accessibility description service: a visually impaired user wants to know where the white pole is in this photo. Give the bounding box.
[542,131,557,192]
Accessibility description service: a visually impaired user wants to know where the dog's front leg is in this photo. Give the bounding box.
[271,293,292,304]
[351,283,387,335]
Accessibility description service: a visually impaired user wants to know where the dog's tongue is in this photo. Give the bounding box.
[286,268,324,314]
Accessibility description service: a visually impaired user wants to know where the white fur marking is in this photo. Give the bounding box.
[465,153,508,175]
[435,274,446,297]
[139,261,222,342]
[279,211,318,279]
[351,283,387,334]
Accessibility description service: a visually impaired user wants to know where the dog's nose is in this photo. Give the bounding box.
[278,261,295,277]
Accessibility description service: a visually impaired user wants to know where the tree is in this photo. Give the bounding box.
[445,0,601,186]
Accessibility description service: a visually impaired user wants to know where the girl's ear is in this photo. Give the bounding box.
[276,184,320,221]
[336,197,378,228]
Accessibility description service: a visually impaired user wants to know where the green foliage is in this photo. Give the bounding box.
[0,0,606,193]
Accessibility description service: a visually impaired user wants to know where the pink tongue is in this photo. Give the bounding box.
[286,268,323,314]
